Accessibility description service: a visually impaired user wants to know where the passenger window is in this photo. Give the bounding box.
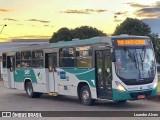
[21,51,31,67]
[76,46,92,68]
[2,53,7,68]
[32,51,44,68]
[16,52,21,68]
[59,48,75,67]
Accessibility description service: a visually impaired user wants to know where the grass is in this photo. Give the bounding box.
[158,74,160,94]
[158,80,160,93]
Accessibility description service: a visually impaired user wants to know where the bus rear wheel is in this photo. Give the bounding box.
[25,82,41,98]
[79,85,95,106]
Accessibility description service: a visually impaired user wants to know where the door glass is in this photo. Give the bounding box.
[105,51,112,85]
[96,51,103,87]
[48,53,57,72]
[96,50,112,99]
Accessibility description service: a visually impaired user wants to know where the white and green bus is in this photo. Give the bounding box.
[2,35,158,105]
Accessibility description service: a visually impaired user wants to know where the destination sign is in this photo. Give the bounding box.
[116,39,148,46]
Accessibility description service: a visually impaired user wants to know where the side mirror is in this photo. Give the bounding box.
[111,51,116,62]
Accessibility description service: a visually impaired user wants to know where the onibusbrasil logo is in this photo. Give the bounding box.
[37,72,42,81]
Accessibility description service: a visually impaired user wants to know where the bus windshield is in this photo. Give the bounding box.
[115,47,156,80]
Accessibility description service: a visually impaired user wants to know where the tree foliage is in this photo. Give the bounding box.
[50,26,106,43]
[113,17,160,63]
[113,18,151,36]
[50,27,72,42]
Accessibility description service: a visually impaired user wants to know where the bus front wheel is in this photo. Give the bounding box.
[25,82,41,98]
[80,85,95,106]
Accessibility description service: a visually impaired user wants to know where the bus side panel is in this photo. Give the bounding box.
[14,82,24,90]
[56,68,78,96]
[3,68,11,88]
[32,68,48,93]
[14,68,48,93]
[56,68,97,98]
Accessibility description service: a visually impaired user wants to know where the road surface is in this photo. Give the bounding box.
[0,81,159,120]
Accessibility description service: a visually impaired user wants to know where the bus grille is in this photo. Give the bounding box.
[123,79,154,85]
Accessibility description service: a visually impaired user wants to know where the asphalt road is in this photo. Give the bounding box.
[0,81,160,120]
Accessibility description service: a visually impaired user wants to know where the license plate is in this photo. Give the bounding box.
[138,95,145,99]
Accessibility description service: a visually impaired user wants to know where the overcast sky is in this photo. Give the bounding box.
[0,0,160,42]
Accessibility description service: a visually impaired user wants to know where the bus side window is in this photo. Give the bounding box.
[7,56,11,69]
[21,51,31,68]
[32,51,44,68]
[76,46,92,68]
[16,52,21,68]
[46,53,57,72]
[2,53,7,68]
[59,48,75,67]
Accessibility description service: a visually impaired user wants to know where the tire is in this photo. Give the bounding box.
[25,82,41,98]
[79,85,95,106]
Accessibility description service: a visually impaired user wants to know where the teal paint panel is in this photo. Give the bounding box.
[76,70,96,87]
[112,89,132,101]
[63,68,91,74]
[150,88,157,96]
[14,68,37,83]
[63,68,96,87]
[112,88,157,101]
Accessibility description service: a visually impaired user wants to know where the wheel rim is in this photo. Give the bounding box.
[27,85,32,96]
[82,90,90,103]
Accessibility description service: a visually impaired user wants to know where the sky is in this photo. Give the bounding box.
[0,0,160,42]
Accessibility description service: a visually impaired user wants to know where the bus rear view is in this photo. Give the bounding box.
[112,36,157,102]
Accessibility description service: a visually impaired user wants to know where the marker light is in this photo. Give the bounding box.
[153,82,157,88]
[115,81,126,91]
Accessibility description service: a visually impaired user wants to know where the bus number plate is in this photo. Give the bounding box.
[138,95,145,99]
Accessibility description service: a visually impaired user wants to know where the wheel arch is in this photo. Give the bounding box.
[77,81,90,98]
[24,78,32,91]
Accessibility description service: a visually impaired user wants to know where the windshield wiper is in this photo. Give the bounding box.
[123,48,138,69]
[139,47,146,70]
[139,47,146,62]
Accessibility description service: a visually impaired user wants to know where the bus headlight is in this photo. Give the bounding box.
[153,82,157,88]
[115,81,126,91]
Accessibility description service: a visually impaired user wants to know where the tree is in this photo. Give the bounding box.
[50,27,72,43]
[149,33,160,63]
[72,26,106,40]
[113,17,160,63]
[113,18,151,36]
[50,26,106,43]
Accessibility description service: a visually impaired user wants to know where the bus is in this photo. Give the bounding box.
[2,35,158,105]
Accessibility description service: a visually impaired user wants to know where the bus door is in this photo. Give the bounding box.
[47,53,58,92]
[7,56,15,88]
[95,50,112,99]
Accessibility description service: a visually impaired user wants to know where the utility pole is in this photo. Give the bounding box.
[0,24,7,79]
[0,24,7,35]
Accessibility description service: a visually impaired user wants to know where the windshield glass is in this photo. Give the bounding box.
[115,47,156,80]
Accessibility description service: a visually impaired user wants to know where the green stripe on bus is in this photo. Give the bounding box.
[14,68,37,83]
[63,68,96,87]
[112,88,157,101]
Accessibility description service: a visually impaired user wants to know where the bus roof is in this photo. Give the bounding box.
[3,35,150,53]
[3,36,110,53]
[49,36,109,48]
[110,34,149,39]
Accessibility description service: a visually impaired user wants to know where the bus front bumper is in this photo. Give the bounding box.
[112,88,157,101]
